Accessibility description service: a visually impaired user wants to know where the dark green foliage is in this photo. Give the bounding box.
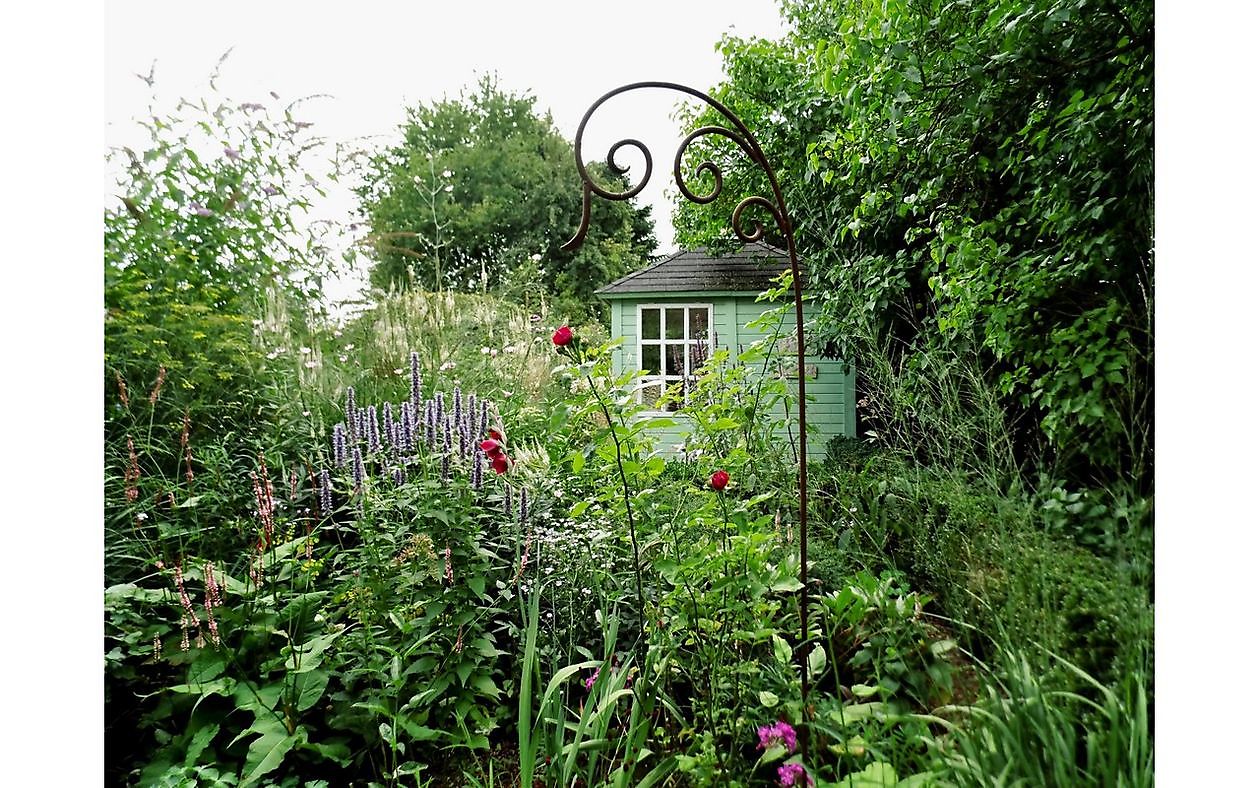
[354,77,656,315]
[819,458,1151,687]
[676,0,1153,489]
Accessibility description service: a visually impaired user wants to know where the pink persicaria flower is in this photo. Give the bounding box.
[777,762,813,787]
[757,720,798,753]
[585,667,600,691]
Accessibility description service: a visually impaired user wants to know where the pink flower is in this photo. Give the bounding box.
[777,763,812,786]
[585,667,600,691]
[757,721,798,753]
[479,439,501,453]
[552,326,573,347]
[710,469,730,491]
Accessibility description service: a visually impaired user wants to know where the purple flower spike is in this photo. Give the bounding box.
[352,446,365,488]
[393,466,405,487]
[367,405,380,453]
[453,385,463,433]
[263,184,280,196]
[585,667,601,691]
[503,484,513,517]
[319,468,333,514]
[224,146,241,161]
[345,387,357,442]
[333,423,348,467]
[471,449,483,491]
[519,488,529,529]
[410,351,422,406]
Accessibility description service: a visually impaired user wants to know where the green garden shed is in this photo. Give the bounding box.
[596,241,856,457]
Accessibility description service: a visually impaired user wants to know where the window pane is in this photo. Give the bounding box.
[641,382,662,409]
[641,308,660,340]
[666,345,685,376]
[689,308,709,339]
[665,308,684,340]
[641,344,661,374]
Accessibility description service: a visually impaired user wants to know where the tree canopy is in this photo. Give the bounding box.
[675,0,1153,489]
[355,78,656,314]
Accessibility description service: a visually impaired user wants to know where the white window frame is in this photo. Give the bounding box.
[635,302,714,412]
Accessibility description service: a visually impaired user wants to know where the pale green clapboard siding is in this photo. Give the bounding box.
[602,292,856,458]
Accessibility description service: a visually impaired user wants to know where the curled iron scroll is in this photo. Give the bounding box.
[559,81,814,714]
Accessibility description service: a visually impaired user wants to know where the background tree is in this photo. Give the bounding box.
[675,0,1153,491]
[355,77,657,315]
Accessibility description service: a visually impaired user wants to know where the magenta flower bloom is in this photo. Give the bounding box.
[757,721,798,753]
[585,667,601,691]
[777,763,812,786]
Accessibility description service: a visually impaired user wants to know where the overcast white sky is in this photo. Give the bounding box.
[104,1,788,303]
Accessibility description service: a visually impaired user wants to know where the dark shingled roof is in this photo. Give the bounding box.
[596,241,800,296]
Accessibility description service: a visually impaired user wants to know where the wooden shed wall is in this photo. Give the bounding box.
[608,293,856,459]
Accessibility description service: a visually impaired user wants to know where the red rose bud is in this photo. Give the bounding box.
[552,326,573,347]
[710,469,730,491]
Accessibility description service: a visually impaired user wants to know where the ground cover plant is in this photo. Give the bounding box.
[106,4,1153,782]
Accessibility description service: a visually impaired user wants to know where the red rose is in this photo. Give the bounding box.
[710,469,730,491]
[552,326,573,347]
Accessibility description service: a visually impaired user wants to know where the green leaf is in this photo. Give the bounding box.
[292,669,329,713]
[836,761,898,787]
[807,645,827,680]
[240,726,301,788]
[471,673,501,699]
[183,722,220,767]
[570,451,585,474]
[771,635,793,667]
[758,691,780,708]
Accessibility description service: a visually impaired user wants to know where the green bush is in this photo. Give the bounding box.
[819,460,1151,687]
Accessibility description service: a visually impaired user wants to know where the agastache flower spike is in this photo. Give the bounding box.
[382,402,394,441]
[503,484,513,517]
[410,350,422,406]
[319,468,333,515]
[453,385,463,433]
[519,488,529,530]
[471,449,483,491]
[479,401,489,442]
[424,401,435,448]
[344,387,358,442]
[435,391,445,424]
[352,446,365,489]
[393,466,405,486]
[333,423,347,467]
[367,405,380,454]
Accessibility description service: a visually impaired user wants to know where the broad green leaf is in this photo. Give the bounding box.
[240,727,301,788]
[758,690,780,707]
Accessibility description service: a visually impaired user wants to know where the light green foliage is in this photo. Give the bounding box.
[353,76,656,314]
[676,0,1153,489]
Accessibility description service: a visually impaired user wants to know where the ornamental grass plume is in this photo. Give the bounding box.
[148,365,167,405]
[114,370,130,407]
[124,436,142,502]
[180,411,195,483]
